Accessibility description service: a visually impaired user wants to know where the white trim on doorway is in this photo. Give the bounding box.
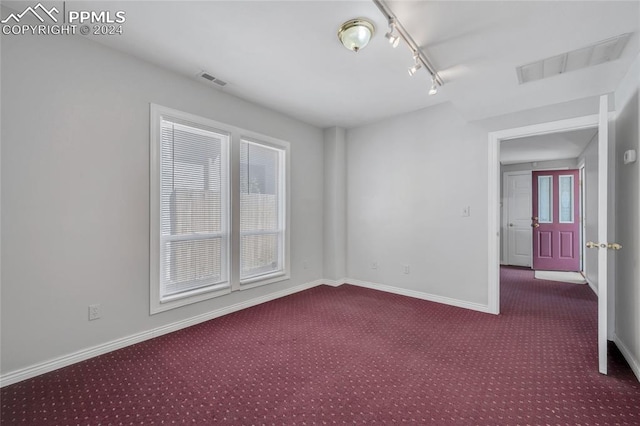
[577,159,587,275]
[487,114,599,315]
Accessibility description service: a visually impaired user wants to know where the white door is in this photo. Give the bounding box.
[595,95,609,375]
[505,172,532,267]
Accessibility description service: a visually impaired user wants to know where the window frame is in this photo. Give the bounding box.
[150,104,232,314]
[150,104,291,314]
[558,174,575,224]
[238,137,289,288]
[537,175,553,224]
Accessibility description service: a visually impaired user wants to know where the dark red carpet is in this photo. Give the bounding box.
[2,267,639,424]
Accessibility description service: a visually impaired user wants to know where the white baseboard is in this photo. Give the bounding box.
[1,277,491,387]
[343,278,493,314]
[613,334,640,382]
[324,278,347,287]
[0,279,326,388]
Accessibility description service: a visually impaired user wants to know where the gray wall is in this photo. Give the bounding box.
[3,23,638,384]
[613,55,640,377]
[1,32,324,375]
[323,127,347,281]
[346,103,489,306]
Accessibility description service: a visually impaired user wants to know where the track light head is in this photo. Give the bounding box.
[384,19,400,48]
[385,32,400,48]
[408,53,422,76]
[428,76,438,95]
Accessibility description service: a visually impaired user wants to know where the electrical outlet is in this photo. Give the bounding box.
[88,304,101,321]
[461,206,471,217]
[404,265,410,274]
[371,262,378,270]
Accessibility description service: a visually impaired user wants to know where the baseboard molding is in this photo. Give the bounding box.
[0,279,326,388]
[343,278,493,314]
[324,277,347,287]
[613,334,640,382]
[1,277,492,387]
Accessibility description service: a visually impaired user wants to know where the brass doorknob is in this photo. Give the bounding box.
[607,243,623,250]
[531,223,539,228]
[586,241,599,249]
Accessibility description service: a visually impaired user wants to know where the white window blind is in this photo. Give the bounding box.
[151,105,289,313]
[240,140,285,282]
[159,118,229,300]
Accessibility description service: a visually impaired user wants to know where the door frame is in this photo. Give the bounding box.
[487,114,600,315]
[577,160,586,275]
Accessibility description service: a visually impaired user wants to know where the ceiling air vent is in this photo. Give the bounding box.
[516,33,631,84]
[199,71,227,87]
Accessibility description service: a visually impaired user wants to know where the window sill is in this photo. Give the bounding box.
[151,283,231,315]
[240,272,289,290]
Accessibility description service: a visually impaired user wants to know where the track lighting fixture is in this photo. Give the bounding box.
[336,2,443,95]
[428,76,438,95]
[372,0,443,95]
[408,53,422,76]
[384,18,400,48]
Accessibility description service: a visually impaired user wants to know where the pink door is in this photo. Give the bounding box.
[532,169,580,271]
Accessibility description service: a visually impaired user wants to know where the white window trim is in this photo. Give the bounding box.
[558,174,575,224]
[537,175,554,224]
[234,136,290,291]
[150,104,232,314]
[150,104,291,314]
[238,137,289,288]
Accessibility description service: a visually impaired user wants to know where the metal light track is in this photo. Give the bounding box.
[372,0,443,86]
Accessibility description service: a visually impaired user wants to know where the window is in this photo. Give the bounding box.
[150,105,289,313]
[151,106,230,313]
[537,175,553,223]
[558,175,574,223]
[240,140,286,284]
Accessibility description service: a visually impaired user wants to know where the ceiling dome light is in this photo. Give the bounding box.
[338,18,375,52]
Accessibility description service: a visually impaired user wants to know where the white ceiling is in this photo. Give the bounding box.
[391,1,639,122]
[500,127,598,165]
[18,1,640,129]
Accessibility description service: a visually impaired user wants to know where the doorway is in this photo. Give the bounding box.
[487,96,611,374]
[503,166,585,272]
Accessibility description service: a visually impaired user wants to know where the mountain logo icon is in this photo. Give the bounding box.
[1,3,59,24]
